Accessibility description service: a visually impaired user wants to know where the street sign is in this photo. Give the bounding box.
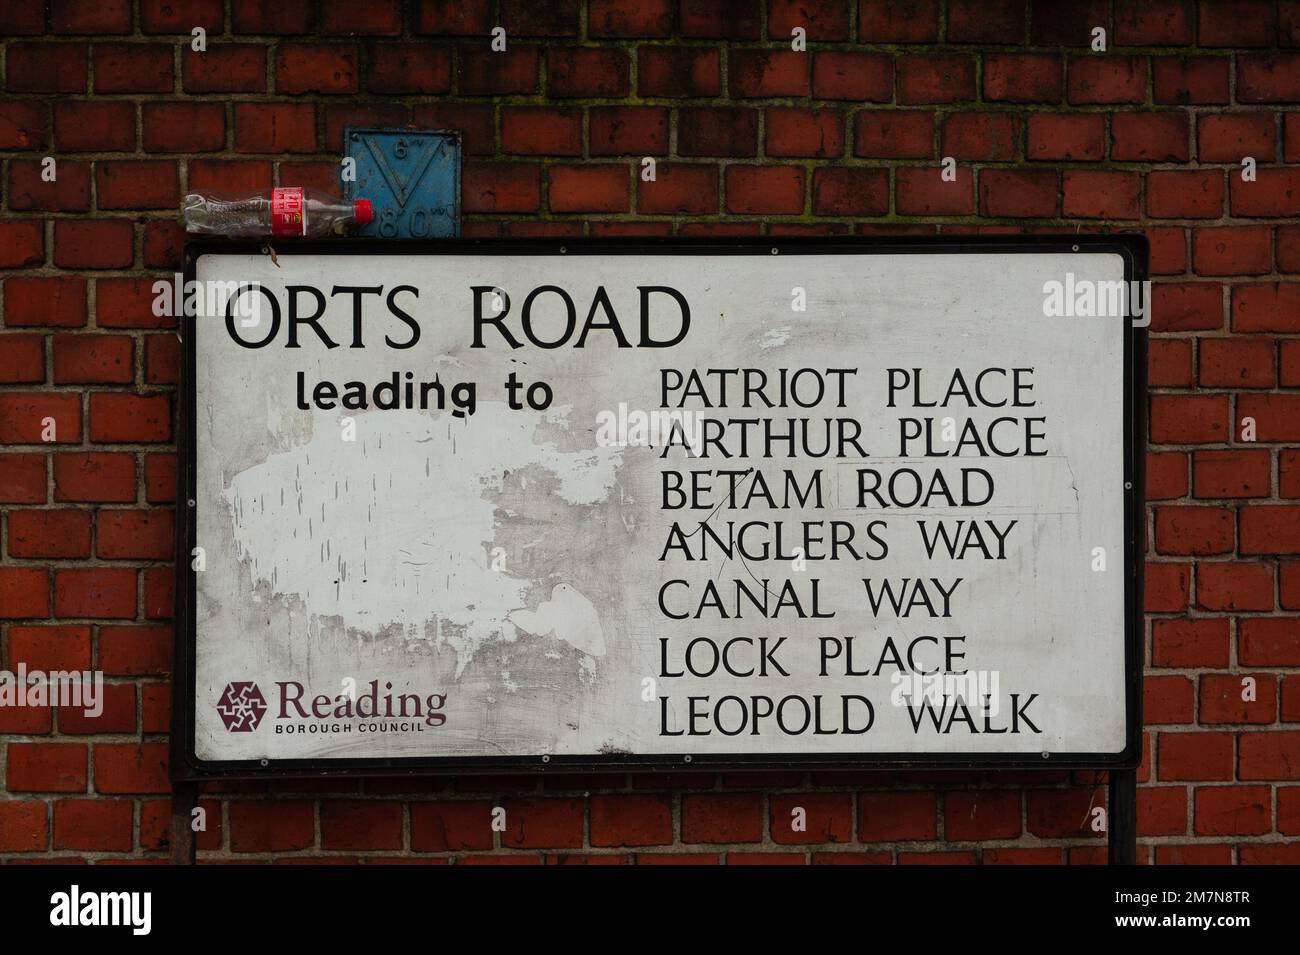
[343,128,459,238]
[174,237,1145,779]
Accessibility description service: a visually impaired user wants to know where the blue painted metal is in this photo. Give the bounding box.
[343,127,460,238]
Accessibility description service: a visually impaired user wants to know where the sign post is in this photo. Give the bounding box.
[174,237,1145,859]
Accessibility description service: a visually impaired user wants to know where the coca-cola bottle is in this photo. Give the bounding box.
[182,187,374,237]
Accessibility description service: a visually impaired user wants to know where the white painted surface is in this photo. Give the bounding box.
[193,250,1130,761]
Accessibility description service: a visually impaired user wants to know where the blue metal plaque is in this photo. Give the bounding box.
[343,127,460,238]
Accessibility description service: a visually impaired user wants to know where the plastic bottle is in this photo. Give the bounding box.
[182,187,374,237]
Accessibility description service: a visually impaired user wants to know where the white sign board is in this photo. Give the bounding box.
[177,239,1142,775]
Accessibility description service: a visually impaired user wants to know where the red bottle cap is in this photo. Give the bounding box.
[353,199,374,226]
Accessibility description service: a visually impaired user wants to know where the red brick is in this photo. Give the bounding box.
[0,220,44,268]
[1150,395,1228,444]
[1196,562,1273,614]
[590,0,672,36]
[145,335,179,385]
[812,168,889,216]
[948,0,1023,42]
[502,107,582,156]
[638,163,719,215]
[8,160,92,213]
[6,628,91,670]
[409,801,493,852]
[1027,114,1104,161]
[1199,339,1275,389]
[681,793,762,843]
[858,791,937,840]
[1151,283,1222,332]
[636,46,719,98]
[500,798,584,848]
[228,799,315,852]
[1147,226,1188,274]
[725,166,804,214]
[462,163,540,214]
[93,743,169,794]
[1238,394,1300,442]
[275,44,358,94]
[1194,226,1271,276]
[1199,0,1274,47]
[1146,449,1189,498]
[1147,562,1191,612]
[49,334,131,386]
[6,43,89,93]
[980,169,1057,218]
[858,0,939,42]
[53,101,134,152]
[0,333,44,383]
[1112,111,1189,161]
[96,161,179,211]
[984,53,1063,103]
[770,793,852,845]
[1199,113,1275,162]
[7,510,91,559]
[1116,0,1194,45]
[187,160,273,194]
[143,100,227,153]
[54,452,136,502]
[1199,674,1276,725]
[678,108,758,157]
[854,111,933,159]
[98,625,172,675]
[1063,170,1141,219]
[1232,283,1300,333]
[545,165,627,213]
[232,103,316,154]
[457,46,539,95]
[98,277,176,329]
[5,277,87,329]
[1231,168,1300,217]
[1147,170,1223,219]
[896,166,974,215]
[590,794,673,847]
[730,50,808,98]
[502,0,580,37]
[589,106,668,156]
[812,52,891,101]
[1241,732,1300,778]
[1240,618,1300,664]
[320,0,399,34]
[547,47,628,98]
[897,54,975,104]
[95,44,174,93]
[1195,786,1271,834]
[944,789,1021,839]
[0,393,80,444]
[1025,789,1099,839]
[0,101,48,152]
[0,567,49,619]
[233,0,315,34]
[1146,674,1195,724]
[89,394,171,443]
[182,44,266,93]
[766,108,844,158]
[1068,56,1146,105]
[52,0,131,33]
[0,802,47,852]
[1158,732,1233,781]
[1153,618,1229,666]
[1154,337,1190,389]
[97,509,174,560]
[319,800,400,852]
[54,568,136,619]
[6,743,87,792]
[1238,54,1300,103]
[1154,506,1234,555]
[52,221,133,270]
[50,800,129,852]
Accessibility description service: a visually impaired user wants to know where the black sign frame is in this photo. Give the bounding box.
[172,235,1147,781]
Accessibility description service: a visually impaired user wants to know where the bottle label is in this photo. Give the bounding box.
[271,187,305,237]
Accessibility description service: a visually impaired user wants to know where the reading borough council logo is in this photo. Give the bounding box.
[216,682,268,732]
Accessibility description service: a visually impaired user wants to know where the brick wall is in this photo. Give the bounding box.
[1,0,1298,864]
